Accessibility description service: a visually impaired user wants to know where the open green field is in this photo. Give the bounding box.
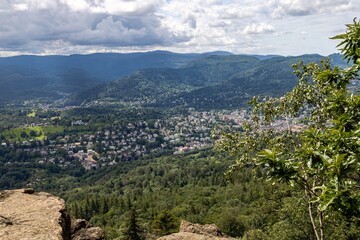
[26,110,37,117]
[0,125,64,141]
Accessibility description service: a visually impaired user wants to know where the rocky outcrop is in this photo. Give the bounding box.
[0,188,69,240]
[0,189,104,240]
[157,220,234,240]
[71,219,105,240]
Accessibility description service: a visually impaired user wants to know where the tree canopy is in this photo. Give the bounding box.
[216,18,360,240]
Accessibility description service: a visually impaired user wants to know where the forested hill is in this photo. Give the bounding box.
[72,53,343,110]
[0,51,232,102]
[0,51,345,106]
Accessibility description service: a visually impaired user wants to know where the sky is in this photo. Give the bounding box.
[0,0,359,56]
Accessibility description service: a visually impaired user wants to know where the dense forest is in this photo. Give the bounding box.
[61,151,360,239]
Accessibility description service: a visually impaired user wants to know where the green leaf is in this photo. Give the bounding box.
[330,33,347,40]
[319,191,337,211]
[314,151,332,166]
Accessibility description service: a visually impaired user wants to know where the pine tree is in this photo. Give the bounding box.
[122,208,144,240]
[99,196,109,214]
[153,210,178,236]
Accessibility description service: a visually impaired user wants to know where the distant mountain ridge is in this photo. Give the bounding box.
[0,51,232,102]
[0,51,345,106]
[71,53,345,110]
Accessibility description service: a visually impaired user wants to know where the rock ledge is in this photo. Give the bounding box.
[0,189,104,240]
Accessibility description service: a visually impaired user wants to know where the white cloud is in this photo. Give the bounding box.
[59,0,164,16]
[218,6,257,19]
[60,0,89,12]
[243,23,275,34]
[268,0,355,18]
[13,3,29,11]
[19,0,58,10]
[68,15,188,46]
[0,0,189,52]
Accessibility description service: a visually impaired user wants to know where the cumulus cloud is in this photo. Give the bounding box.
[69,15,189,46]
[0,0,191,53]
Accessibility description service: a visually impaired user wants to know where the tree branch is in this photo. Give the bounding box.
[318,209,325,240]
[306,190,320,240]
